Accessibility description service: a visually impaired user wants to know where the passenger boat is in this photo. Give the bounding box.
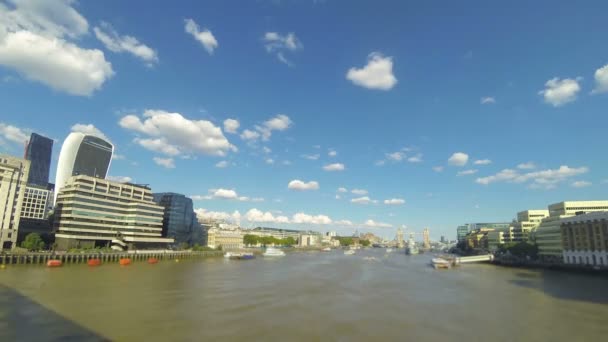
[431,258,451,269]
[263,247,286,257]
[87,258,101,267]
[47,260,62,267]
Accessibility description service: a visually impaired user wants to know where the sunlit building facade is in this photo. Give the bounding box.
[562,212,608,267]
[0,155,30,250]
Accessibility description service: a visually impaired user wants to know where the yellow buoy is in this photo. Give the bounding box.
[0,264,6,269]
[175,259,180,262]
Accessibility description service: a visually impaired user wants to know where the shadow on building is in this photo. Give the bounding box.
[0,284,108,341]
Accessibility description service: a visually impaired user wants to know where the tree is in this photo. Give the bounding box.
[284,237,296,246]
[360,239,370,247]
[243,234,259,246]
[22,233,45,251]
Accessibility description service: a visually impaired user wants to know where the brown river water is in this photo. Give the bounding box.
[1,248,608,341]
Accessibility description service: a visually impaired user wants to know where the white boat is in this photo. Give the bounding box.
[263,247,286,257]
[386,248,393,253]
[321,247,331,252]
[431,257,451,269]
[224,252,233,258]
[344,249,355,255]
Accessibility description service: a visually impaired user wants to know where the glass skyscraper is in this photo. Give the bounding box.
[153,193,205,247]
[24,133,53,186]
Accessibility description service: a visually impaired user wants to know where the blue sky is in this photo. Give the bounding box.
[1,0,607,240]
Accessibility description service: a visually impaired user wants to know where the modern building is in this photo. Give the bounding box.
[54,175,174,250]
[512,209,549,242]
[458,222,509,242]
[422,228,430,249]
[535,201,608,263]
[561,212,608,267]
[0,155,30,250]
[17,185,52,243]
[24,133,53,187]
[153,193,205,247]
[465,228,496,250]
[457,225,470,242]
[54,132,113,203]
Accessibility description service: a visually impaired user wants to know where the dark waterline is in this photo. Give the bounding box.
[1,249,608,341]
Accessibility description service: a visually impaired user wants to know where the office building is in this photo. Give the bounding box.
[17,185,52,243]
[396,228,404,248]
[457,225,470,242]
[0,155,30,250]
[511,209,549,242]
[535,201,608,263]
[24,133,53,187]
[422,228,430,249]
[54,132,113,203]
[299,234,319,247]
[153,193,205,247]
[562,212,608,267]
[206,227,243,249]
[458,222,509,242]
[54,175,174,250]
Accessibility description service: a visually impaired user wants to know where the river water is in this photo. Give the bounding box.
[1,249,608,341]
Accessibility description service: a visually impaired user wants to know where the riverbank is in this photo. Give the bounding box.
[492,255,608,275]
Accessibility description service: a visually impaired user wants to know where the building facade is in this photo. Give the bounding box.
[422,228,430,249]
[512,209,549,242]
[206,227,243,250]
[54,175,173,250]
[17,185,52,244]
[54,132,113,203]
[24,133,53,187]
[0,155,30,250]
[153,193,204,247]
[561,212,608,267]
[299,234,319,247]
[457,225,470,242]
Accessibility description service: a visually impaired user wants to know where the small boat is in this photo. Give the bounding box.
[321,247,331,252]
[431,258,451,269]
[228,252,256,260]
[147,258,159,264]
[263,247,286,257]
[224,252,234,258]
[240,253,255,260]
[386,248,393,253]
[344,249,355,255]
[47,260,62,267]
[87,258,101,267]
[119,258,132,266]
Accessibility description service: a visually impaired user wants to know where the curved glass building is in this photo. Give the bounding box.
[54,132,113,203]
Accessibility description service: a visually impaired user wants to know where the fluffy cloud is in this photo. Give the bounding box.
[93,22,158,66]
[240,114,292,142]
[107,175,132,183]
[184,19,217,54]
[351,196,372,204]
[457,169,478,176]
[383,198,405,205]
[592,64,608,94]
[265,158,274,165]
[223,119,239,134]
[288,179,319,191]
[432,166,444,172]
[334,220,353,226]
[71,123,109,142]
[364,219,392,228]
[337,187,348,193]
[292,212,332,225]
[480,97,496,104]
[119,109,236,157]
[346,52,397,90]
[215,160,228,168]
[386,151,405,161]
[263,32,302,66]
[191,188,263,202]
[539,77,581,107]
[195,208,241,224]
[407,154,423,163]
[571,181,591,188]
[476,165,588,189]
[328,150,337,157]
[0,1,114,96]
[0,122,29,144]
[323,163,345,171]
[153,157,175,169]
[240,129,260,141]
[448,152,469,166]
[302,154,320,160]
[517,162,536,170]
[245,208,289,224]
[351,188,368,195]
[473,159,492,165]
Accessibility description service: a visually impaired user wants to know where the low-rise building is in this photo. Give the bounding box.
[299,234,319,247]
[54,175,174,250]
[207,227,243,250]
[0,155,30,251]
[561,212,608,267]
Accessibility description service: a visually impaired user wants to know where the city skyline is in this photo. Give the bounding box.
[1,1,608,239]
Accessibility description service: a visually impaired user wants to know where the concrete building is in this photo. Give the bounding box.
[422,228,430,249]
[206,227,243,250]
[54,175,174,250]
[458,222,510,243]
[17,185,52,243]
[535,201,608,263]
[246,227,319,240]
[54,132,113,203]
[512,209,549,242]
[24,133,53,187]
[396,228,404,248]
[299,234,319,247]
[561,212,608,267]
[0,155,30,250]
[153,193,204,247]
[465,228,496,250]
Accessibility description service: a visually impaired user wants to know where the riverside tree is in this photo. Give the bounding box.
[22,233,45,251]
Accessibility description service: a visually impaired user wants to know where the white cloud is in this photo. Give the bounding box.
[473,159,492,165]
[476,165,589,189]
[407,154,423,163]
[153,157,175,169]
[448,152,469,166]
[337,187,348,193]
[245,208,289,224]
[195,208,241,224]
[539,77,581,107]
[335,220,353,226]
[335,194,341,200]
[328,150,337,157]
[432,166,444,172]
[263,32,302,66]
[351,188,368,195]
[240,129,260,141]
[184,18,217,54]
[212,188,238,199]
[457,169,478,176]
[223,118,239,134]
[571,181,591,188]
[346,52,397,90]
[191,188,263,202]
[351,196,372,204]
[119,109,235,157]
[302,154,320,160]
[364,219,392,228]
[107,175,132,183]
[517,162,536,170]
[215,160,228,168]
[383,198,405,205]
[592,64,608,94]
[480,97,495,104]
[112,154,125,161]
[375,160,386,166]
[323,163,345,171]
[93,22,157,66]
[265,158,274,165]
[386,151,405,161]
[288,179,319,191]
[71,123,109,141]
[241,114,292,142]
[0,122,29,144]
[292,212,332,225]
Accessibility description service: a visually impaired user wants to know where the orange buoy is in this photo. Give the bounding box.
[119,258,132,266]
[147,257,159,264]
[87,258,102,267]
[47,260,62,267]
